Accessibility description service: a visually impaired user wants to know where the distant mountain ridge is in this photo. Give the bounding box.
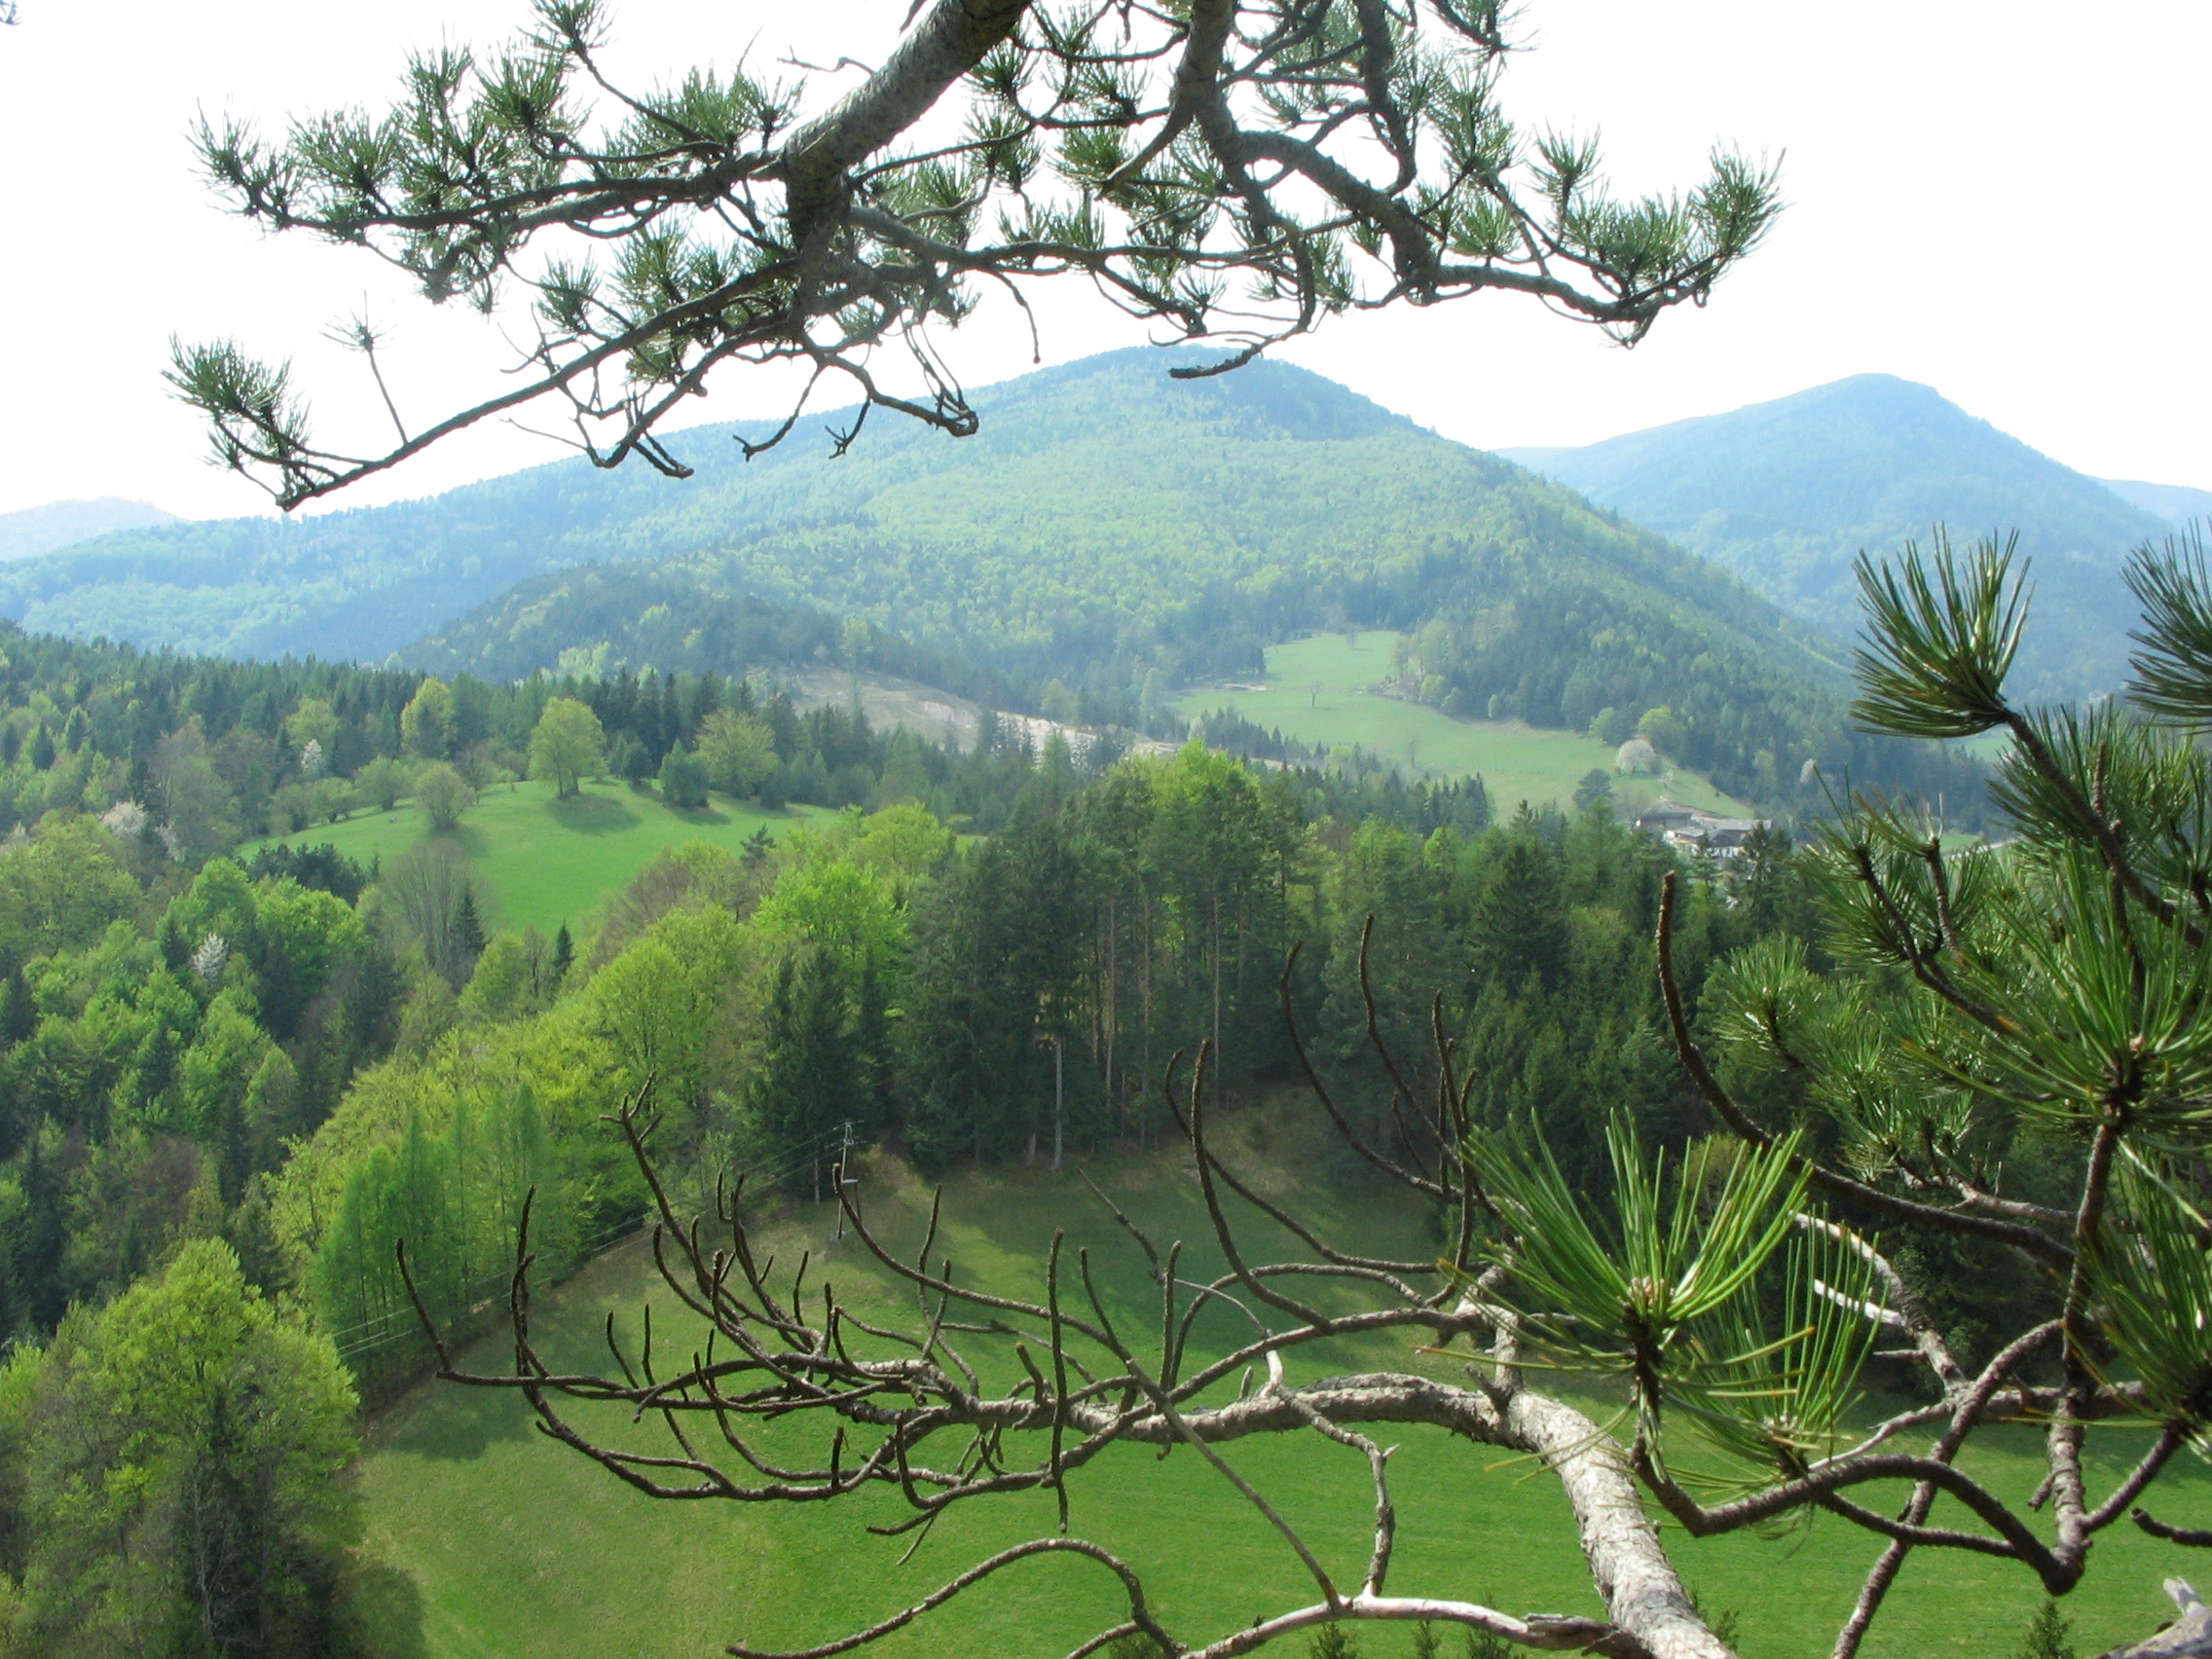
[2099,477,2212,527]
[1496,375,2172,699]
[0,498,177,564]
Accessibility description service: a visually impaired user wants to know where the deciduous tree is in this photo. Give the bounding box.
[528,697,603,798]
[14,1239,356,1656]
[696,710,778,798]
[415,759,475,830]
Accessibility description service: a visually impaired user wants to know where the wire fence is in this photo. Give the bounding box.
[329,1120,867,1369]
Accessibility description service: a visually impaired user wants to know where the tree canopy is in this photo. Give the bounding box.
[527,695,603,797]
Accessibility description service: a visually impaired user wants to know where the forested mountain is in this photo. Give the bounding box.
[4,351,1983,808]
[1499,375,2172,699]
[0,498,177,564]
[8,350,1810,678]
[407,563,1023,713]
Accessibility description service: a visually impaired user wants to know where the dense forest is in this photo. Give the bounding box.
[0,595,1889,1652]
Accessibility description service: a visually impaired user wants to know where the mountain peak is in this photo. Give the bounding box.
[1502,376,2172,699]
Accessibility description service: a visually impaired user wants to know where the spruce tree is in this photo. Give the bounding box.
[454,890,486,973]
[2013,1601,2077,1659]
[1469,827,1568,989]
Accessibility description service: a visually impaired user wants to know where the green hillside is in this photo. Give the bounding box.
[393,351,1836,701]
[1173,633,1751,815]
[1501,375,2169,699]
[346,1118,2210,1659]
[2,350,1789,675]
[243,780,831,936]
[9,350,1986,811]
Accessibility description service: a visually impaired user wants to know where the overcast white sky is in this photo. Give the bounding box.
[1,1,2205,522]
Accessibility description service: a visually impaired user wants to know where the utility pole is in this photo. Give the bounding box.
[833,1119,856,1238]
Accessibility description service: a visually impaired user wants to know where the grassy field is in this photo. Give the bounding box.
[1171,633,1752,818]
[243,780,833,936]
[346,1103,2210,1659]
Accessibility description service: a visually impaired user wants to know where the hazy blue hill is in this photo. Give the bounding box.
[0,498,177,564]
[1497,375,2170,698]
[2101,477,2212,527]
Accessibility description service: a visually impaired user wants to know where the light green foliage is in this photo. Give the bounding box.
[166,855,258,957]
[1309,1623,1359,1658]
[282,695,338,756]
[354,754,410,812]
[176,990,274,1145]
[313,1088,567,1403]
[754,857,905,981]
[0,815,139,960]
[251,874,366,1007]
[1636,705,1685,756]
[528,697,604,798]
[416,758,475,830]
[401,676,456,758]
[459,931,542,1025]
[696,709,778,796]
[657,744,708,809]
[16,1239,356,1655]
[588,843,761,966]
[584,903,748,1118]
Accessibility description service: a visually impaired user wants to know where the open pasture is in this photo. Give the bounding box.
[347,1105,2207,1659]
[243,780,832,936]
[1171,634,1752,818]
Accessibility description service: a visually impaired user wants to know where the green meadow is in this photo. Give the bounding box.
[348,1103,2209,1659]
[1171,633,1752,818]
[243,780,833,936]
